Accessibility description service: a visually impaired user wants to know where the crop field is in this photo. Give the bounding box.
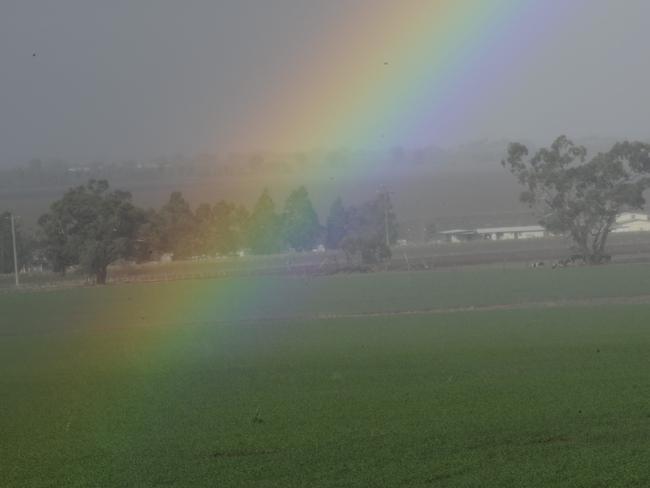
[3,264,650,486]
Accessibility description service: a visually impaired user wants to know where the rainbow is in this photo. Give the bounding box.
[126,1,579,323]
[237,0,572,153]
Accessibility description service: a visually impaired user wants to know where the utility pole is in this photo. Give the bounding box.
[10,213,19,287]
[380,186,393,248]
[384,195,389,248]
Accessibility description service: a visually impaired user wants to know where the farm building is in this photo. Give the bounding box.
[439,225,548,243]
[438,229,479,243]
[439,212,650,243]
[612,212,650,233]
[475,225,547,241]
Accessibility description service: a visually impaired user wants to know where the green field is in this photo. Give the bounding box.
[3,265,650,487]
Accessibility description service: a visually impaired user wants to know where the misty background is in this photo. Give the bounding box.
[1,0,650,231]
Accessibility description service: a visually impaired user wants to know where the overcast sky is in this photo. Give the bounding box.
[1,0,649,165]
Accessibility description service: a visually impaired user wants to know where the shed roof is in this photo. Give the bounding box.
[439,229,477,235]
[475,225,545,234]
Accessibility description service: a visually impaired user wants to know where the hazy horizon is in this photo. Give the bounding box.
[2,0,650,166]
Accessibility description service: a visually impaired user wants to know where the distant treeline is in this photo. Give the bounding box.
[1,180,398,283]
[0,147,455,193]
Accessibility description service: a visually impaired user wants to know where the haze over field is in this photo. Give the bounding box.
[2,1,650,235]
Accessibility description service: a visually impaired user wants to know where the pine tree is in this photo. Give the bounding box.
[249,189,282,254]
[325,197,347,249]
[283,186,321,251]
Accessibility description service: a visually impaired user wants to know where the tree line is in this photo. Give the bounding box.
[5,136,650,284]
[1,182,398,284]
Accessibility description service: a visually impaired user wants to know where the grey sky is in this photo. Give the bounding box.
[1,0,649,165]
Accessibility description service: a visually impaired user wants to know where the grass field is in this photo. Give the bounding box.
[3,265,650,486]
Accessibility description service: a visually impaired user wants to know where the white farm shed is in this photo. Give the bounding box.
[439,212,650,244]
[439,229,478,243]
[475,225,547,241]
[612,212,650,233]
[439,226,547,243]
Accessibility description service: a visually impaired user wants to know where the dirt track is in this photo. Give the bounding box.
[311,294,650,321]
